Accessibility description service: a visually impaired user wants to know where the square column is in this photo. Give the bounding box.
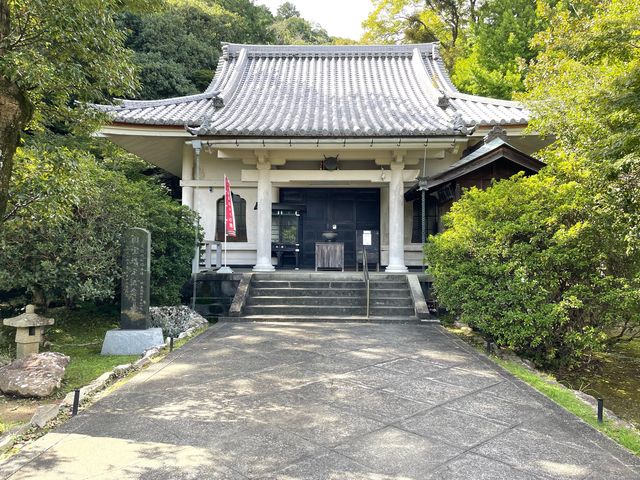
[253,160,275,272]
[386,160,408,273]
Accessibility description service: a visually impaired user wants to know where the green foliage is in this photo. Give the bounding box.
[363,0,455,45]
[426,171,640,367]
[0,0,146,220]
[427,0,640,368]
[452,0,541,98]
[0,135,199,307]
[362,0,543,98]
[269,2,332,45]
[118,1,275,99]
[0,0,141,130]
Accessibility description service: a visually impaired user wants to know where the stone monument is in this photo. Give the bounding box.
[101,228,164,355]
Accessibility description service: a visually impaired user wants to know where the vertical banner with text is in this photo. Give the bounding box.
[224,175,236,238]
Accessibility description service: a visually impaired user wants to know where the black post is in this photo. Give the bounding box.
[72,389,80,416]
[169,337,174,352]
[597,398,604,423]
[486,339,492,354]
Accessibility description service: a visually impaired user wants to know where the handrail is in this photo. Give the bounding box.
[362,248,370,318]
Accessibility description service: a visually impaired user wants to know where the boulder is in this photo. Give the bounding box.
[0,352,70,398]
[149,306,209,338]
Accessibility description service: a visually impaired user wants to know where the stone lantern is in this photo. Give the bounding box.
[3,305,55,359]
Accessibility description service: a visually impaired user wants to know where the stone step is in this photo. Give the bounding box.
[244,305,366,316]
[251,273,407,281]
[248,296,366,306]
[370,306,416,317]
[251,280,365,289]
[220,315,425,324]
[251,287,365,297]
[369,290,412,298]
[250,287,411,298]
[247,296,414,307]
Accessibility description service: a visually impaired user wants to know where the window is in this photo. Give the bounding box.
[411,196,439,243]
[216,193,247,242]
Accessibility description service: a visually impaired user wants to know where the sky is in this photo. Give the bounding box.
[257,0,373,40]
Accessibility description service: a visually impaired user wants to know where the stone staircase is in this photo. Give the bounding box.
[222,272,431,323]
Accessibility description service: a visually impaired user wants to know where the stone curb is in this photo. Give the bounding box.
[0,324,208,455]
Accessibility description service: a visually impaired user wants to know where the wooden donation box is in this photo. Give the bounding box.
[315,242,344,271]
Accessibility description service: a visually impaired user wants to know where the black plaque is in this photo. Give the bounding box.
[120,228,151,329]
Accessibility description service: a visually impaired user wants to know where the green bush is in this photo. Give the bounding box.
[0,135,198,307]
[425,170,640,368]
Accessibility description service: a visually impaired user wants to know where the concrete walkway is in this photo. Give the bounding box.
[1,322,638,479]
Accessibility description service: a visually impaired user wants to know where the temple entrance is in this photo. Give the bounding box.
[279,188,380,269]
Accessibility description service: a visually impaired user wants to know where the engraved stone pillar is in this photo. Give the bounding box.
[120,227,151,329]
[101,227,163,355]
[386,161,408,273]
[253,160,275,272]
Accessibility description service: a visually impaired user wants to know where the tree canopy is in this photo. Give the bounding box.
[0,0,142,221]
[425,0,640,367]
[362,0,546,98]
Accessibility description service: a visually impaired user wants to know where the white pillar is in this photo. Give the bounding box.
[181,144,194,208]
[253,160,275,272]
[386,160,408,273]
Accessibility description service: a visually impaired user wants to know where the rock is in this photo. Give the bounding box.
[113,364,133,377]
[0,352,69,398]
[31,403,61,428]
[148,306,208,338]
[133,356,151,369]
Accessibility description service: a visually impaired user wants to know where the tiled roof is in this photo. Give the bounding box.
[98,43,529,137]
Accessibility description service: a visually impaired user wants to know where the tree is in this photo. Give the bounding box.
[362,0,479,48]
[425,170,640,368]
[452,0,541,98]
[270,3,332,45]
[276,2,300,19]
[0,135,198,307]
[0,0,146,222]
[425,0,640,367]
[362,0,542,97]
[119,0,277,99]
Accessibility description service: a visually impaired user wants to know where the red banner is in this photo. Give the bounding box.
[224,175,236,238]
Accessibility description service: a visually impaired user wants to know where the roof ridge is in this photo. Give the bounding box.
[222,42,438,58]
[109,91,219,109]
[446,91,526,108]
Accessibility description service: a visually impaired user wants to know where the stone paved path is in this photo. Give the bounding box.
[1,322,638,479]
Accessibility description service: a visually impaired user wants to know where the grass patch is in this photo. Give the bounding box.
[46,305,138,394]
[495,357,640,456]
[447,326,640,456]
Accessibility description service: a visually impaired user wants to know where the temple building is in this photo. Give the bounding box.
[97,43,546,273]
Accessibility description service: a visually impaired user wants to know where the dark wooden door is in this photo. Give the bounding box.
[280,188,380,268]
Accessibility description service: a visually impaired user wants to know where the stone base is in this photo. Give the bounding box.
[101,328,164,356]
[16,342,40,360]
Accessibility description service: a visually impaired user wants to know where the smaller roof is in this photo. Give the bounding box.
[3,305,55,328]
[405,136,545,200]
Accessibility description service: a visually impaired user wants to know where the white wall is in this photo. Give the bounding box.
[181,145,457,267]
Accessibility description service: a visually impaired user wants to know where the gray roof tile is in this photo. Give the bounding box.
[98,43,529,136]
